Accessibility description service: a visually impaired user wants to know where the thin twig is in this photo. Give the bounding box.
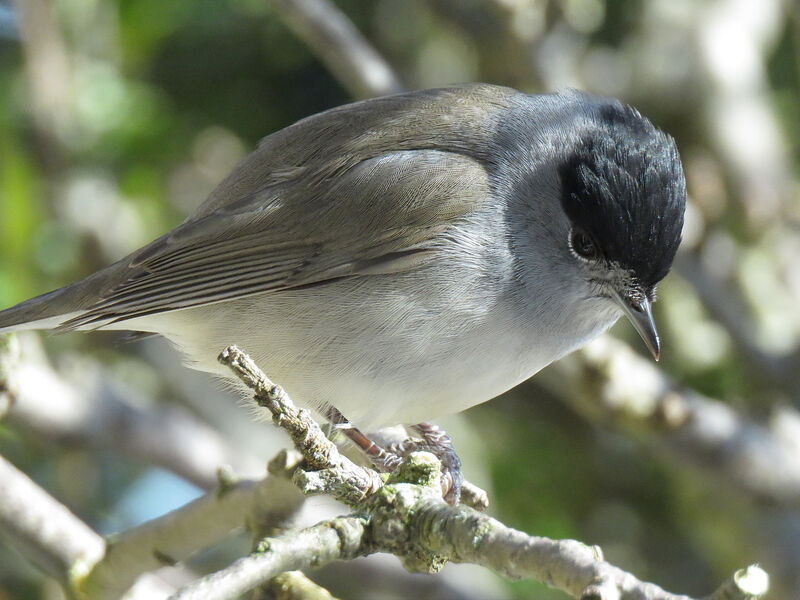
[267,570,340,600]
[219,345,385,504]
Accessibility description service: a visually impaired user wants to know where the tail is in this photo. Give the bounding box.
[0,260,126,334]
[0,281,89,334]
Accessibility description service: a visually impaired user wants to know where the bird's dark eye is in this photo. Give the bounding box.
[570,229,599,260]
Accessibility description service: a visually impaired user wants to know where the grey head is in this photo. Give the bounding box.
[503,91,687,359]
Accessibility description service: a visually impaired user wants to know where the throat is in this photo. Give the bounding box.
[509,294,621,377]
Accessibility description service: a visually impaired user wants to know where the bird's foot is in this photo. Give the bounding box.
[324,407,464,505]
[386,422,463,505]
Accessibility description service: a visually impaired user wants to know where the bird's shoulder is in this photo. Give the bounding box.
[191,83,521,220]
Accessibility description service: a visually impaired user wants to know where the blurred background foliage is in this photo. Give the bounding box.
[0,0,798,598]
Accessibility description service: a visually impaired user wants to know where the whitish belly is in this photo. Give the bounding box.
[135,281,619,431]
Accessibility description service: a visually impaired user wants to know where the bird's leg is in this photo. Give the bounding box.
[324,406,403,473]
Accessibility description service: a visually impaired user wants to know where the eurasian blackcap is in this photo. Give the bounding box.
[0,83,686,479]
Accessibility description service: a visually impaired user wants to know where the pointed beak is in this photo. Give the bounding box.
[611,290,661,361]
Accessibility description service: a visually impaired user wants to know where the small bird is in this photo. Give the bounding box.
[0,84,685,498]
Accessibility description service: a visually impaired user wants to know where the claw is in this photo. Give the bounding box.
[441,468,463,505]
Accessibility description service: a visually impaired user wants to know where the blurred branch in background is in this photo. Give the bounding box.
[11,0,71,174]
[0,453,104,587]
[0,444,305,600]
[0,334,19,418]
[675,253,800,391]
[0,453,179,599]
[83,451,305,600]
[546,337,800,508]
[696,0,790,224]
[5,335,264,489]
[267,0,404,98]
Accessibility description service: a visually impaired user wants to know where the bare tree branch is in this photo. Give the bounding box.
[0,441,307,600]
[172,345,768,600]
[167,448,767,600]
[1,432,768,600]
[168,516,368,600]
[83,454,305,600]
[267,0,404,99]
[380,486,762,600]
[0,452,188,599]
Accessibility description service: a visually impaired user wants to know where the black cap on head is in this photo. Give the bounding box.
[559,102,686,290]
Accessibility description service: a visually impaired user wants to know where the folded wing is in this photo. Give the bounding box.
[59,150,490,330]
